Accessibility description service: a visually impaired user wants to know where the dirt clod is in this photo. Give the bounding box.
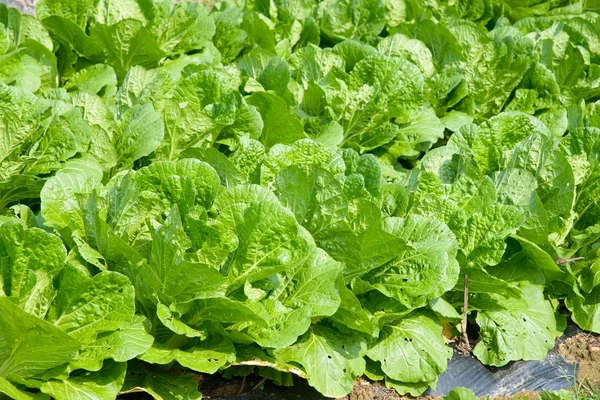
[349,386,375,400]
[558,331,600,386]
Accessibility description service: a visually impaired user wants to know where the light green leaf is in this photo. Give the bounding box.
[443,387,479,400]
[121,360,202,400]
[214,185,310,291]
[139,336,235,374]
[473,284,557,367]
[48,267,136,344]
[0,297,80,380]
[40,156,103,232]
[0,223,66,318]
[367,311,451,383]
[71,315,154,372]
[363,215,459,307]
[114,103,164,169]
[246,92,306,147]
[0,377,49,400]
[275,324,367,398]
[317,0,385,42]
[40,361,126,400]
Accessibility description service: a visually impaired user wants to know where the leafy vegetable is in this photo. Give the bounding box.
[1,0,600,398]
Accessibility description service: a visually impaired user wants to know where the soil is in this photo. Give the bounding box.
[343,379,402,400]
[558,331,600,386]
[491,391,540,400]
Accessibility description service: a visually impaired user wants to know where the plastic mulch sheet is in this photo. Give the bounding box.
[427,349,576,396]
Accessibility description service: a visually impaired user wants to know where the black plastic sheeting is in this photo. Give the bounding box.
[426,324,578,396]
[427,349,576,396]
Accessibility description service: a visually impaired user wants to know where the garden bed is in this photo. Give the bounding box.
[2,0,600,399]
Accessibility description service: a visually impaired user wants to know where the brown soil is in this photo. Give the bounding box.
[348,385,376,400]
[558,331,600,386]
[490,391,540,400]
[335,379,404,400]
[338,378,454,400]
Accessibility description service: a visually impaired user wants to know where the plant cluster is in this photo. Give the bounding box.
[1,0,600,398]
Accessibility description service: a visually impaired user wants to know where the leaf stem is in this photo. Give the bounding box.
[556,256,585,265]
[237,375,246,395]
[252,377,268,390]
[458,273,471,355]
[231,360,307,378]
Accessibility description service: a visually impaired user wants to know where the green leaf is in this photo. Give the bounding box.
[151,1,215,55]
[260,139,344,187]
[0,6,52,50]
[329,277,376,336]
[457,203,525,268]
[362,215,459,308]
[505,236,565,282]
[0,176,45,212]
[473,284,557,367]
[367,311,451,384]
[246,92,306,147]
[121,360,202,400]
[321,223,408,279]
[212,7,248,64]
[384,377,433,397]
[316,0,385,42]
[40,361,126,400]
[91,20,166,78]
[93,0,147,25]
[64,64,117,96]
[275,324,367,398]
[244,300,313,348]
[114,103,164,169]
[135,159,221,210]
[36,0,93,28]
[276,165,347,236]
[135,207,227,306]
[169,297,267,328]
[139,336,235,374]
[443,387,479,400]
[0,297,80,380]
[214,185,310,291]
[566,285,600,333]
[458,268,522,298]
[0,222,66,318]
[48,267,136,344]
[40,156,103,232]
[71,315,154,371]
[275,245,342,317]
[0,377,49,400]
